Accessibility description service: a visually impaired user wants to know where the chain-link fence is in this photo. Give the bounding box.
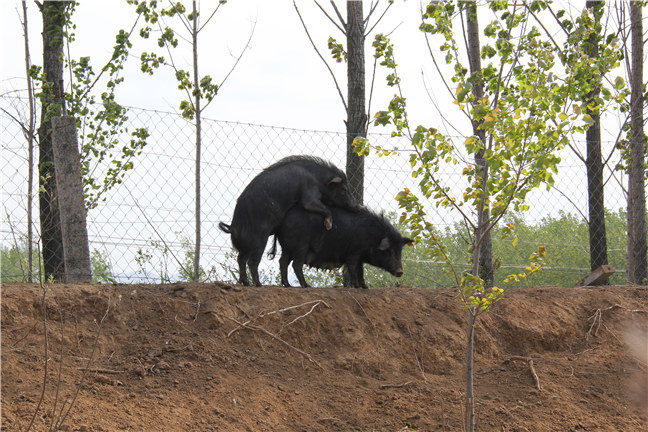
[2,95,634,287]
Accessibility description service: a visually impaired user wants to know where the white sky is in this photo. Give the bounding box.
[1,0,451,133]
[2,1,641,136]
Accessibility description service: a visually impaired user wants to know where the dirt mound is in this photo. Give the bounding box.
[2,283,647,431]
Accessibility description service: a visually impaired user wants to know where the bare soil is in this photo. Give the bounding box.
[2,282,647,431]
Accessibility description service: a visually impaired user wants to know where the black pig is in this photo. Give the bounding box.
[219,155,357,287]
[271,206,413,288]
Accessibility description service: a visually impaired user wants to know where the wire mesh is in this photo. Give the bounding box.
[1,96,634,287]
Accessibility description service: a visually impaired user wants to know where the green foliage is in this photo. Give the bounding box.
[134,235,217,283]
[328,37,347,63]
[90,250,116,283]
[357,1,623,319]
[364,210,636,288]
[178,235,218,282]
[1,239,41,282]
[1,239,115,284]
[130,0,222,120]
[34,1,150,211]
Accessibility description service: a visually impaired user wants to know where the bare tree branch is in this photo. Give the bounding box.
[198,1,226,33]
[166,0,193,34]
[546,2,571,37]
[209,20,257,111]
[566,136,587,163]
[26,245,48,432]
[330,0,347,29]
[421,70,467,139]
[524,3,563,54]
[365,0,393,36]
[423,32,471,121]
[364,0,379,26]
[156,20,195,107]
[553,184,589,222]
[366,55,378,135]
[603,111,631,168]
[21,0,35,282]
[294,0,348,112]
[313,0,346,35]
[77,13,142,102]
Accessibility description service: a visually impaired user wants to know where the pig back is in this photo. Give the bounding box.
[231,163,321,233]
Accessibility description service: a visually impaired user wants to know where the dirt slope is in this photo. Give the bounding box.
[2,283,647,431]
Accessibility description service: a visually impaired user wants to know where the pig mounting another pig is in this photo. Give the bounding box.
[219,155,358,286]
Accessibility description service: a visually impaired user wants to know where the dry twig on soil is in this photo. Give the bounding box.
[77,368,125,374]
[587,304,646,341]
[209,310,324,370]
[509,356,541,391]
[226,299,330,337]
[380,380,413,389]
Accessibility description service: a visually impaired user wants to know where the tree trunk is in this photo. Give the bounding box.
[627,1,647,284]
[465,307,476,432]
[38,0,68,282]
[465,3,493,288]
[23,0,35,282]
[192,0,202,282]
[51,116,92,283]
[346,0,365,205]
[585,0,609,279]
[464,7,489,431]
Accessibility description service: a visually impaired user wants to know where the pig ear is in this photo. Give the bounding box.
[402,237,414,246]
[328,176,343,187]
[378,237,390,250]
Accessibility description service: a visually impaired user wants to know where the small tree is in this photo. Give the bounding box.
[293,0,394,204]
[355,2,618,430]
[132,0,254,281]
[22,0,37,282]
[526,1,630,280]
[25,0,151,282]
[36,0,68,281]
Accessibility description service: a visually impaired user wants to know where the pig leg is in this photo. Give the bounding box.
[291,243,311,287]
[355,263,368,289]
[292,259,310,288]
[345,256,363,288]
[279,254,292,287]
[247,248,264,287]
[237,253,250,286]
[301,190,334,230]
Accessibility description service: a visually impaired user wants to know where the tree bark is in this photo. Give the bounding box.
[585,0,609,280]
[23,0,35,282]
[51,116,91,283]
[464,7,489,431]
[346,0,365,205]
[192,0,202,282]
[38,0,68,281]
[465,3,493,288]
[627,1,647,284]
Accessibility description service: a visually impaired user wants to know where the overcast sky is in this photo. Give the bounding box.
[1,1,640,138]
[1,0,451,133]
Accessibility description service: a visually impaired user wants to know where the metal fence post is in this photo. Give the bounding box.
[51,115,92,283]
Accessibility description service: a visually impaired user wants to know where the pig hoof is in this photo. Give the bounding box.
[325,217,333,230]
